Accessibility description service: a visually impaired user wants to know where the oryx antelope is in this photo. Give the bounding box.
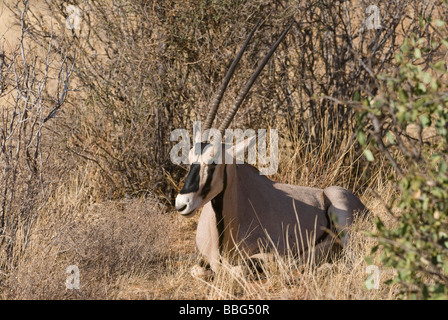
[174,20,368,276]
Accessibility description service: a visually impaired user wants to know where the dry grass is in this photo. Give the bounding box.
[0,114,400,300]
[1,157,401,300]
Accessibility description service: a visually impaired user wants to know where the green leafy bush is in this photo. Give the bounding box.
[357,19,448,299]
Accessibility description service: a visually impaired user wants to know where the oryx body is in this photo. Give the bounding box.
[174,19,368,275]
[176,142,367,273]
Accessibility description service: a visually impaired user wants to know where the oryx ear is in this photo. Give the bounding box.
[226,135,257,164]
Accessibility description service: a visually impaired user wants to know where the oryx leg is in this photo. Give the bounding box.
[190,259,214,280]
[327,204,353,248]
[312,236,341,263]
[244,238,338,278]
[298,236,340,266]
[191,203,221,279]
[223,253,273,280]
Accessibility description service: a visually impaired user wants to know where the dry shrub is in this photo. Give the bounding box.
[1,182,173,299]
[19,0,431,202]
[0,1,74,277]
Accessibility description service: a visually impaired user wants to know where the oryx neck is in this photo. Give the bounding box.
[211,164,227,253]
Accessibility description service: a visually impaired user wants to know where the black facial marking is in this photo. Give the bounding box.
[200,164,216,198]
[211,165,227,254]
[180,142,218,195]
[179,163,200,194]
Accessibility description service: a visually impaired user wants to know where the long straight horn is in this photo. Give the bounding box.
[218,21,294,135]
[203,19,262,133]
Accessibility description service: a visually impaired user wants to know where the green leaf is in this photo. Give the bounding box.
[431,153,442,164]
[386,131,395,144]
[421,72,432,84]
[357,130,367,146]
[439,161,447,175]
[417,82,427,93]
[442,39,448,49]
[420,114,430,128]
[430,78,439,91]
[365,256,374,265]
[362,98,370,107]
[433,61,447,73]
[431,188,444,199]
[401,38,410,53]
[414,48,422,59]
[423,195,429,211]
[398,88,408,102]
[419,16,425,29]
[410,179,422,191]
[401,177,410,190]
[364,149,374,162]
[435,19,445,27]
[395,52,403,64]
[375,218,385,231]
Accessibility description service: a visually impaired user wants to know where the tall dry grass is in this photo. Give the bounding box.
[0,161,399,299]
[1,169,173,299]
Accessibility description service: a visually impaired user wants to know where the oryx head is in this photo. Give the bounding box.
[175,19,292,217]
[175,138,254,217]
